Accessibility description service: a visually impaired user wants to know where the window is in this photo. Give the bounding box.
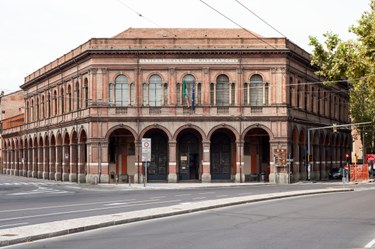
[289,77,293,107]
[76,82,80,110]
[250,74,263,106]
[216,74,229,106]
[230,83,235,105]
[115,75,129,106]
[210,83,215,105]
[67,85,72,112]
[142,83,148,106]
[31,99,34,121]
[182,74,195,107]
[41,95,45,119]
[197,83,202,105]
[244,82,249,105]
[61,88,65,114]
[265,82,269,105]
[36,97,39,121]
[26,101,30,123]
[130,83,135,105]
[163,83,168,105]
[176,83,181,105]
[148,74,162,106]
[53,90,57,116]
[47,92,51,118]
[109,84,113,103]
[84,79,88,108]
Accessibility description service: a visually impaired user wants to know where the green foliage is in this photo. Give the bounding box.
[309,0,375,152]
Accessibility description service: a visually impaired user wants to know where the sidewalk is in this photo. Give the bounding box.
[0,186,353,247]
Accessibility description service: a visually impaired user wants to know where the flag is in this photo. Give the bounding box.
[182,79,190,107]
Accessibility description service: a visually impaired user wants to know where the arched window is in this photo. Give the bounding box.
[182,74,195,107]
[130,83,135,105]
[197,83,202,105]
[31,99,34,122]
[67,85,72,112]
[47,92,51,118]
[61,87,65,114]
[230,82,235,105]
[265,82,269,105]
[84,79,88,108]
[216,75,229,106]
[41,95,45,119]
[26,101,30,123]
[163,83,168,105]
[148,74,162,106]
[75,82,80,110]
[250,74,263,106]
[36,97,39,121]
[176,83,181,105]
[244,82,249,105]
[53,90,57,116]
[210,83,215,105]
[115,75,129,106]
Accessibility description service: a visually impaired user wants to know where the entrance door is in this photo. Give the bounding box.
[178,133,200,180]
[147,133,168,181]
[211,133,231,180]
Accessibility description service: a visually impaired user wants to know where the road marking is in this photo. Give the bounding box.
[8,187,70,196]
[237,192,252,196]
[198,192,215,195]
[192,197,207,200]
[0,222,29,228]
[0,199,137,213]
[0,200,181,223]
[365,238,375,248]
[175,194,192,197]
[150,196,166,199]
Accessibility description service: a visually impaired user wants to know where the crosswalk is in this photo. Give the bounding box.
[8,186,71,196]
[0,182,72,196]
[0,182,51,187]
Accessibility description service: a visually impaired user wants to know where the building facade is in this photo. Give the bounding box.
[1,28,351,184]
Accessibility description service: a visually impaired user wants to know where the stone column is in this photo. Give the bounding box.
[55,145,62,181]
[43,145,49,179]
[235,140,245,183]
[201,141,211,183]
[37,145,43,179]
[99,142,109,183]
[269,143,289,184]
[202,67,210,113]
[49,145,55,180]
[77,143,86,183]
[69,143,78,183]
[167,141,177,183]
[134,140,143,183]
[15,148,19,176]
[32,145,37,178]
[62,144,70,181]
[27,146,32,177]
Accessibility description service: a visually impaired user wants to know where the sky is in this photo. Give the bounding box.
[0,0,371,94]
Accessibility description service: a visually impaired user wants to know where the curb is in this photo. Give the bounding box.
[0,188,352,247]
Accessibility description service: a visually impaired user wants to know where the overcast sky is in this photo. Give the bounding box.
[0,0,370,93]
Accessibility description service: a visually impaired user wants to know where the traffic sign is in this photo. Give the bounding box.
[142,138,151,162]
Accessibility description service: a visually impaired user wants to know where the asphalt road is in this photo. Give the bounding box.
[4,188,375,249]
[0,174,371,230]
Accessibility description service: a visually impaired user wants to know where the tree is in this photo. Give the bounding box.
[309,0,375,154]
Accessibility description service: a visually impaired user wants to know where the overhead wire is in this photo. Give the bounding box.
[199,0,279,50]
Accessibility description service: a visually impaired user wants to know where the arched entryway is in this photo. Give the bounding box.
[177,130,202,181]
[244,128,270,181]
[108,128,135,183]
[210,130,235,180]
[143,130,169,181]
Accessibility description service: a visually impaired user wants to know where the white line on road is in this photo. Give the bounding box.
[0,200,181,223]
[198,192,215,195]
[150,196,166,199]
[0,199,137,213]
[192,197,207,200]
[237,193,252,196]
[175,194,192,197]
[365,238,375,248]
[0,222,29,228]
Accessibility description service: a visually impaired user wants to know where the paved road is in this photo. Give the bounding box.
[0,174,360,230]
[4,188,375,249]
